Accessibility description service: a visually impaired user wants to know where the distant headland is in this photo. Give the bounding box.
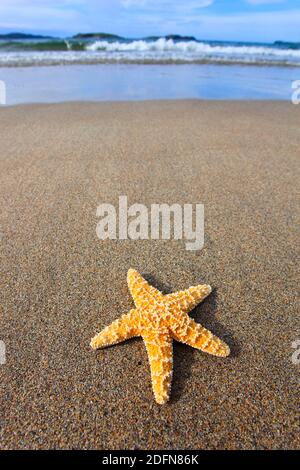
[73,33,123,40]
[73,33,197,41]
[0,32,55,40]
[0,31,198,42]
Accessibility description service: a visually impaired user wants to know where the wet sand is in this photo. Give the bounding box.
[0,100,299,449]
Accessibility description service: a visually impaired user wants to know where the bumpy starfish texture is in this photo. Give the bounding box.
[90,269,230,404]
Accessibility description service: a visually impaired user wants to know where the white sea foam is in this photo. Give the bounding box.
[86,38,300,58]
[0,37,299,67]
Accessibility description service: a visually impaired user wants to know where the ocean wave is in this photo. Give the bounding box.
[0,39,85,51]
[0,37,299,67]
[86,38,300,59]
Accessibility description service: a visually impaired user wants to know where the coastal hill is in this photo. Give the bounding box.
[73,33,124,40]
[73,33,197,41]
[0,32,54,40]
[146,34,197,41]
[1,31,198,42]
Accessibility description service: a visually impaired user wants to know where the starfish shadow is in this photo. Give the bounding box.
[142,273,172,295]
[171,288,240,403]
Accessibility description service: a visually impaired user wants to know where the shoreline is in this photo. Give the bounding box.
[1,97,294,108]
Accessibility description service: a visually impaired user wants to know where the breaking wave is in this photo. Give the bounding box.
[87,38,300,58]
[0,37,299,67]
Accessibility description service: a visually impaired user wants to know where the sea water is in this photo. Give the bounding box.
[0,63,298,104]
[0,36,299,104]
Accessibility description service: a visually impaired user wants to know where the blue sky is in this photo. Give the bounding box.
[0,0,299,43]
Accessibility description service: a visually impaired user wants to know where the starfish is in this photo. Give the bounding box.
[90,269,230,404]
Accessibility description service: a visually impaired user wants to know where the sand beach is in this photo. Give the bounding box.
[0,100,299,449]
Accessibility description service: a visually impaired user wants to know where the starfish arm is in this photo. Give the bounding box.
[90,309,139,350]
[170,314,230,357]
[165,284,212,314]
[127,269,163,308]
[143,332,173,405]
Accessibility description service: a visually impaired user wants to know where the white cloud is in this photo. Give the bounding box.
[0,0,298,42]
[0,0,88,32]
[0,0,215,34]
[180,8,300,42]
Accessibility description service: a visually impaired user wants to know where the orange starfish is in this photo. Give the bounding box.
[90,269,230,404]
